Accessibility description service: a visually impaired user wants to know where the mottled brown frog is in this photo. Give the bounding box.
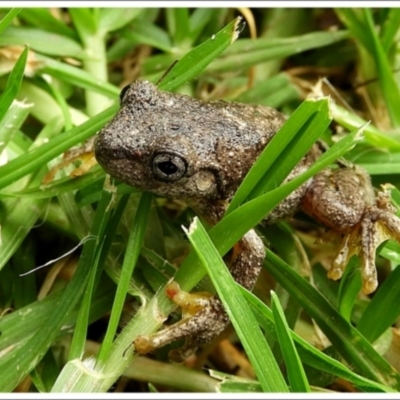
[94,80,400,361]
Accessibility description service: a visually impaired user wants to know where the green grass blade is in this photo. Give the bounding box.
[166,8,190,46]
[209,30,350,72]
[184,218,289,393]
[98,8,143,33]
[0,46,28,120]
[0,100,31,153]
[380,9,400,53]
[0,174,48,272]
[36,55,120,99]
[97,191,153,363]
[0,26,85,58]
[124,357,219,392]
[18,8,77,39]
[0,104,118,190]
[0,192,110,391]
[335,9,373,54]
[69,8,98,39]
[0,167,105,199]
[0,280,114,351]
[363,9,400,128]
[159,17,244,91]
[241,287,392,392]
[67,188,115,360]
[188,8,215,43]
[0,7,20,35]
[337,258,362,321]
[226,97,330,214]
[121,21,173,53]
[271,291,310,392]
[357,265,400,343]
[0,120,62,272]
[234,73,300,108]
[264,250,400,389]
[331,102,400,151]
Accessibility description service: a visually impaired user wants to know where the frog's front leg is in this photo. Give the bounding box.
[134,230,265,361]
[302,166,400,294]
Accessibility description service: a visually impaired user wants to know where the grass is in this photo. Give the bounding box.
[1,7,400,393]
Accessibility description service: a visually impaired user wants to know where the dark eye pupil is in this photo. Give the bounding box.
[157,161,178,175]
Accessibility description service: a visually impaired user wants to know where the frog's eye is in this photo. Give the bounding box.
[119,84,131,103]
[152,152,187,182]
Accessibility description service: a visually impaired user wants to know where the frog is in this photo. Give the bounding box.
[94,79,400,361]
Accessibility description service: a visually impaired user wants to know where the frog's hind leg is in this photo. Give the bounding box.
[302,166,400,294]
[134,282,228,361]
[133,230,265,361]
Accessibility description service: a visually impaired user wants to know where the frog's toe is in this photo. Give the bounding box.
[362,274,378,295]
[330,229,360,281]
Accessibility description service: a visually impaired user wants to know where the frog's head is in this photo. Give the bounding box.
[94,80,220,201]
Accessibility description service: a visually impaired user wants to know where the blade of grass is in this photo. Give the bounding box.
[337,258,362,321]
[0,26,85,58]
[36,55,120,99]
[331,102,400,151]
[0,186,113,391]
[357,265,400,343]
[270,291,310,392]
[69,8,111,116]
[234,73,300,107]
[188,8,215,44]
[18,8,77,40]
[184,217,289,393]
[335,9,374,54]
[30,350,60,392]
[0,99,31,153]
[159,16,244,91]
[264,249,400,389]
[363,9,400,128]
[0,7,21,35]
[120,21,173,53]
[226,97,330,214]
[98,8,143,33]
[0,119,63,272]
[209,30,350,73]
[0,103,118,190]
[0,167,105,199]
[124,356,219,392]
[67,187,116,360]
[166,8,190,47]
[380,8,400,53]
[0,278,115,367]
[240,287,392,392]
[0,46,28,120]
[97,191,153,363]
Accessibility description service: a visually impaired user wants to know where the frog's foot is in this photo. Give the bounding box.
[329,191,400,294]
[134,282,229,362]
[134,231,265,361]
